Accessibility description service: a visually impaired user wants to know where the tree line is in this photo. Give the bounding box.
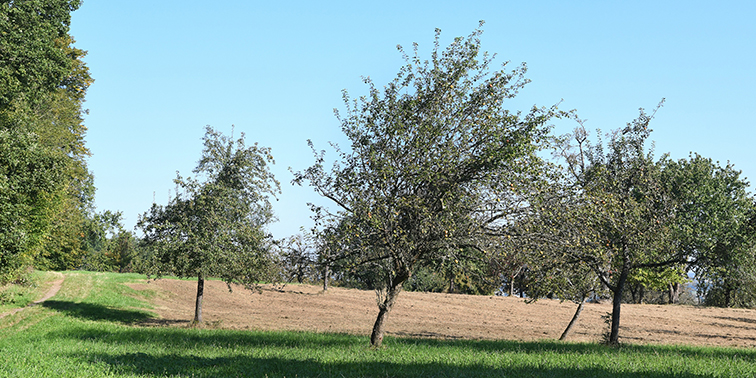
[0,0,130,281]
[2,5,753,348]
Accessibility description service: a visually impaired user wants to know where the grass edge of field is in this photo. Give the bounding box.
[2,270,756,378]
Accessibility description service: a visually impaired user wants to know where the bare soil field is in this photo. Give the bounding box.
[129,279,756,348]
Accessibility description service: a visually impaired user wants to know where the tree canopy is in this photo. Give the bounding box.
[514,104,756,344]
[294,23,557,347]
[0,0,93,282]
[138,126,280,323]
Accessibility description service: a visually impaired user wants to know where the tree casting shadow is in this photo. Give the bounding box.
[42,300,155,324]
[50,326,756,378]
[77,350,708,378]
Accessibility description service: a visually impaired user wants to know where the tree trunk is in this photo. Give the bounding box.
[194,273,204,324]
[638,285,645,304]
[370,304,391,347]
[370,277,407,347]
[724,284,733,308]
[509,275,515,297]
[608,264,629,345]
[668,282,681,304]
[560,297,586,341]
[629,284,638,303]
[323,265,329,291]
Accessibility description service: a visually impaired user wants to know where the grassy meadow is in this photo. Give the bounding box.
[1,271,755,378]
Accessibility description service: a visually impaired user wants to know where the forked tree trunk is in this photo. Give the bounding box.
[370,279,406,347]
[559,297,586,341]
[668,282,681,304]
[194,273,205,324]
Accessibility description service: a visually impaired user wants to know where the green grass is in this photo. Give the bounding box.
[0,270,57,312]
[1,271,756,377]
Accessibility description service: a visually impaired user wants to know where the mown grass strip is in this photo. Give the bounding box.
[1,271,755,377]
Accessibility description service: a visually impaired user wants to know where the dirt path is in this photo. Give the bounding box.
[131,279,756,348]
[0,272,65,320]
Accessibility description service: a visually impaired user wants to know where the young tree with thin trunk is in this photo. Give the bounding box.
[505,164,605,341]
[294,22,556,347]
[138,126,280,324]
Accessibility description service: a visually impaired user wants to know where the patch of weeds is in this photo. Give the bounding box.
[0,273,40,307]
[0,288,26,305]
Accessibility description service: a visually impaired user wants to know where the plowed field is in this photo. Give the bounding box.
[129,279,756,348]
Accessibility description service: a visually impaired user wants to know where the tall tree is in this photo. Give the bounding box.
[0,0,93,280]
[138,126,280,324]
[0,0,82,111]
[34,37,95,271]
[294,23,556,347]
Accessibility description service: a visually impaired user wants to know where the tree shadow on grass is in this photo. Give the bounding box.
[49,326,362,350]
[388,335,756,362]
[42,300,155,324]
[50,327,756,378]
[76,350,711,378]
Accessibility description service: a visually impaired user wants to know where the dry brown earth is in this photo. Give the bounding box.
[129,278,756,348]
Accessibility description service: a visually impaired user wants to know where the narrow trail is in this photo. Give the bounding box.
[0,272,65,320]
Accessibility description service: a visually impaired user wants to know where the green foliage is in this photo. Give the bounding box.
[137,126,280,321]
[0,128,63,281]
[76,211,145,273]
[294,22,556,346]
[432,247,498,295]
[0,0,82,110]
[0,1,94,280]
[661,154,756,308]
[0,270,39,308]
[403,266,447,293]
[625,266,688,304]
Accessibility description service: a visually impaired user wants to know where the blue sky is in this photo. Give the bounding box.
[69,1,755,240]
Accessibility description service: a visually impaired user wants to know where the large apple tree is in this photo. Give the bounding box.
[294,23,556,347]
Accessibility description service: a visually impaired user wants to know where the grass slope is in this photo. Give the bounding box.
[1,271,755,377]
[0,271,59,312]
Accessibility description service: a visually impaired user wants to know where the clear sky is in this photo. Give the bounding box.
[69,1,755,240]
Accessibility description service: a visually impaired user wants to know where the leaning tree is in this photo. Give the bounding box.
[293,22,557,347]
[138,126,280,324]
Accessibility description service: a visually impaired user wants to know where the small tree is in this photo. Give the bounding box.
[138,126,280,324]
[279,231,317,284]
[294,23,555,347]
